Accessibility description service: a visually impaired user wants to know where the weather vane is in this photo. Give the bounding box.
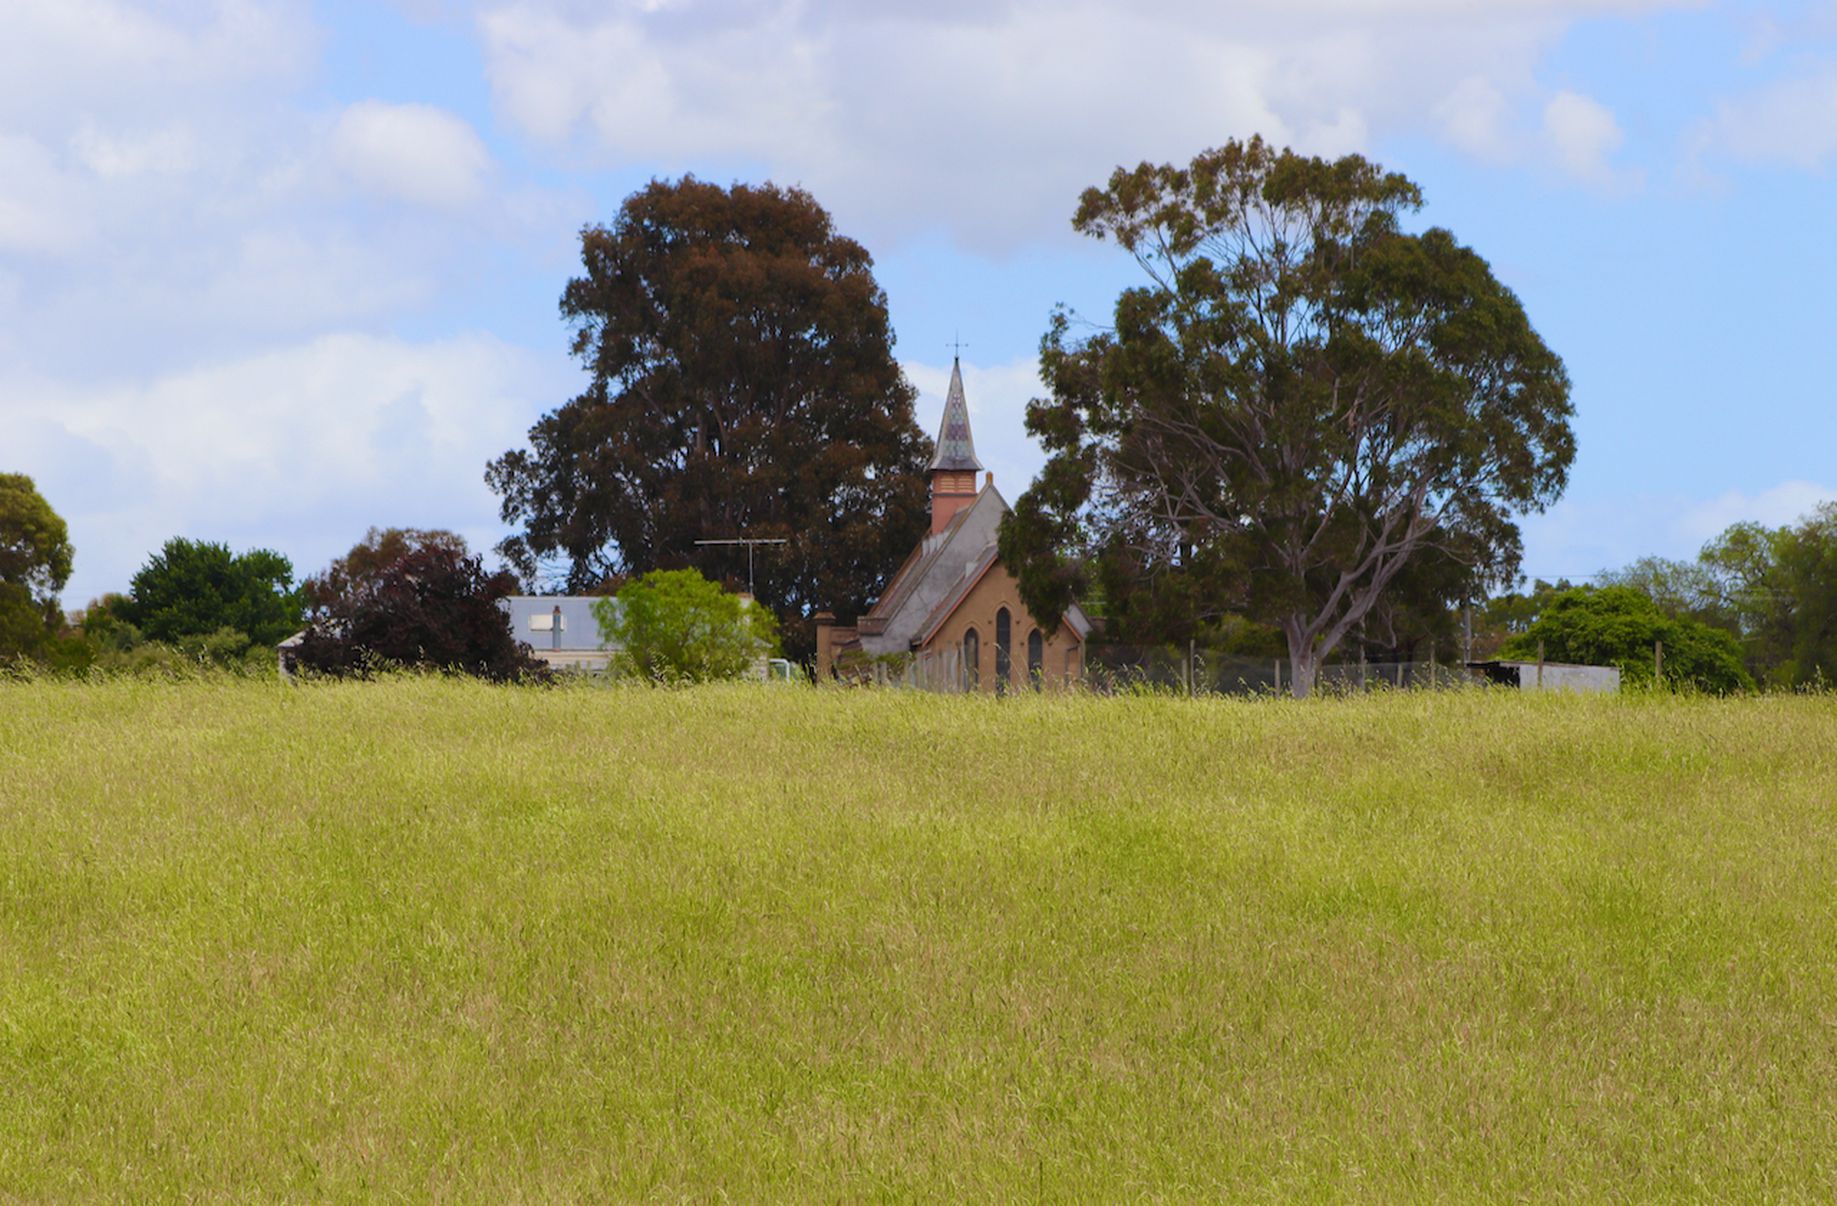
[948,332,969,360]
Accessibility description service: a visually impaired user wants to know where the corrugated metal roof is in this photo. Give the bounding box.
[927,358,983,472]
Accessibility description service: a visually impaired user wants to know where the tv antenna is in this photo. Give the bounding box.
[693,536,789,597]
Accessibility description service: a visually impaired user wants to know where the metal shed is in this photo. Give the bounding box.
[1466,660,1621,693]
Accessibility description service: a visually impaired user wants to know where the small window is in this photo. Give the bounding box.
[1028,629,1044,690]
[530,613,552,632]
[963,628,980,692]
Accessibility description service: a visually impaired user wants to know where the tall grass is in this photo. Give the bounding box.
[1,677,1834,1198]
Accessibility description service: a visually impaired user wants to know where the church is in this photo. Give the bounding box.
[815,359,1092,692]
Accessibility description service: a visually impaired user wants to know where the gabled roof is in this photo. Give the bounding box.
[862,482,1006,634]
[927,358,983,472]
[914,544,1002,646]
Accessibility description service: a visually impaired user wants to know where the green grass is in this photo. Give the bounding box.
[2,678,1835,1200]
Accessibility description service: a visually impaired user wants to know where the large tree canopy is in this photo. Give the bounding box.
[1601,503,1837,688]
[118,538,303,648]
[486,177,930,660]
[1705,506,1837,688]
[0,473,74,659]
[305,526,471,612]
[1001,138,1575,695]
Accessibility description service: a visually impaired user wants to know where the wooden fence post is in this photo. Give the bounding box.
[1537,639,1545,690]
[1655,639,1663,686]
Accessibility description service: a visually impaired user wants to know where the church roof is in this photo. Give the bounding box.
[863,482,997,630]
[914,544,1002,646]
[857,476,1094,653]
[927,358,983,472]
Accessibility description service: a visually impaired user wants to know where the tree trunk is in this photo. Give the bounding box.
[1283,619,1320,698]
[1289,650,1320,698]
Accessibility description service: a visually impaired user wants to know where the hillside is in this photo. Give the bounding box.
[2,679,1834,1198]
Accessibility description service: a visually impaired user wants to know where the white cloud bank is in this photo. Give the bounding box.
[476,0,1688,248]
[1516,477,1837,581]
[1679,480,1837,542]
[5,333,574,606]
[1693,71,1837,170]
[0,0,315,125]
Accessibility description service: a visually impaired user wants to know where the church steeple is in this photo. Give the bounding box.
[928,357,984,533]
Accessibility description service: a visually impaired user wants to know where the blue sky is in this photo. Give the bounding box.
[5,0,1836,607]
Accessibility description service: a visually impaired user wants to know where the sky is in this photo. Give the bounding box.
[5,0,1837,608]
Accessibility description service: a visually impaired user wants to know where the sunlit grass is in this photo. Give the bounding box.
[1,677,1834,1198]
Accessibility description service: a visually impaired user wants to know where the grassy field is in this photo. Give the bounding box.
[1,677,1834,1200]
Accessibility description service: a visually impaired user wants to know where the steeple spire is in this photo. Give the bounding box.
[927,356,984,534]
[928,357,983,473]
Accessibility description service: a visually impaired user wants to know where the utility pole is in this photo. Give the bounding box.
[693,537,789,597]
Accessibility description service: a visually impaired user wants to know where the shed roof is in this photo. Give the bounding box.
[499,596,620,651]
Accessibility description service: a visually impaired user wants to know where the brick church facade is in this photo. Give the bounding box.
[814,359,1091,691]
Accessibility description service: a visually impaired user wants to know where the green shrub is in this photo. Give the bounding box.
[596,568,778,683]
[1502,585,1752,693]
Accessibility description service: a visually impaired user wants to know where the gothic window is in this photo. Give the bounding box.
[963,627,980,692]
[1028,629,1044,690]
[994,608,1012,696]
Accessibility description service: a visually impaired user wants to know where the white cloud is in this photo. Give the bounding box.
[0,0,314,124]
[3,333,576,605]
[1517,478,1837,580]
[69,122,200,180]
[476,0,1692,249]
[1435,75,1513,160]
[1694,72,1837,171]
[1678,480,1837,544]
[1541,89,1637,189]
[330,101,494,208]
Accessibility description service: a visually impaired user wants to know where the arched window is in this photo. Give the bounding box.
[994,608,1012,696]
[962,628,980,692]
[1028,629,1044,690]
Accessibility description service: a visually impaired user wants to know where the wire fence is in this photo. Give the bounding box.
[1081,645,1478,697]
[843,642,1489,696]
